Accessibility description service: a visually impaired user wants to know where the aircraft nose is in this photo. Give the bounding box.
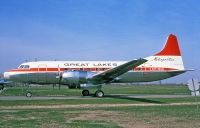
[3,72,10,80]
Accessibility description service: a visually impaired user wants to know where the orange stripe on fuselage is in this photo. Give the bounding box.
[8,67,178,73]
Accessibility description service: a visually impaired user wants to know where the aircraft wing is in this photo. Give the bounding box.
[89,58,147,84]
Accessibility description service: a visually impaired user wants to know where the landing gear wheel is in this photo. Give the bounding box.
[82,90,89,96]
[26,91,32,97]
[95,90,104,98]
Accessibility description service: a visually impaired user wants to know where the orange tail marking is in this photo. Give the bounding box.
[155,34,181,56]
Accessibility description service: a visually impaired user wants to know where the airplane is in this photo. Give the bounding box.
[3,34,189,97]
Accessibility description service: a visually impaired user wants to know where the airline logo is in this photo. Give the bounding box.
[64,62,118,67]
[153,57,175,62]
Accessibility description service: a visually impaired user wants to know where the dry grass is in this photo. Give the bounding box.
[64,110,200,128]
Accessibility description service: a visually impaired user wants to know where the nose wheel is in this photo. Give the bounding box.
[26,91,32,97]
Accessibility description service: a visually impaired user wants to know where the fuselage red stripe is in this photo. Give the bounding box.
[8,67,178,73]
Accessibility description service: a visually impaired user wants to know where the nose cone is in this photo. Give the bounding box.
[3,72,10,80]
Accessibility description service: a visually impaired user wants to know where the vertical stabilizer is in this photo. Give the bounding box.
[155,34,181,56]
[141,34,185,71]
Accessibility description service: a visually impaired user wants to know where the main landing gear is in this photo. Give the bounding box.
[82,89,104,98]
[82,90,90,96]
[95,90,104,97]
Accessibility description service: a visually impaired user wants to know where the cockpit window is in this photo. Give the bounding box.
[19,65,30,69]
[24,65,30,69]
[19,65,24,69]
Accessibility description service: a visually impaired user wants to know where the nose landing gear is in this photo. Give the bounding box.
[26,91,32,97]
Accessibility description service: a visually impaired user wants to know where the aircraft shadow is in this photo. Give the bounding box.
[103,95,165,104]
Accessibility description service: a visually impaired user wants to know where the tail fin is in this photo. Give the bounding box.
[155,34,181,56]
[142,34,185,71]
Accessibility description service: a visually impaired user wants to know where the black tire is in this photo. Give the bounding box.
[82,90,89,96]
[95,90,104,98]
[26,91,32,97]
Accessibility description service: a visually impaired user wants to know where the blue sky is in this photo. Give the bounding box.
[0,0,200,83]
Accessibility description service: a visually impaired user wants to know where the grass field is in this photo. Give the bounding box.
[0,105,200,128]
[0,84,190,96]
[0,84,200,128]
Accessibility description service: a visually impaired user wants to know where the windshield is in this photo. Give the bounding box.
[18,65,30,69]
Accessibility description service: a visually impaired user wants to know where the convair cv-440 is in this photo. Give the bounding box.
[3,34,189,97]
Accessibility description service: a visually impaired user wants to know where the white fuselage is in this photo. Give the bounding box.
[3,58,185,85]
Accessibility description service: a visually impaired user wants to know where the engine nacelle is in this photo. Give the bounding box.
[61,70,95,88]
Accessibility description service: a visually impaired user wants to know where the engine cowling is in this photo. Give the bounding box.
[61,70,95,88]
